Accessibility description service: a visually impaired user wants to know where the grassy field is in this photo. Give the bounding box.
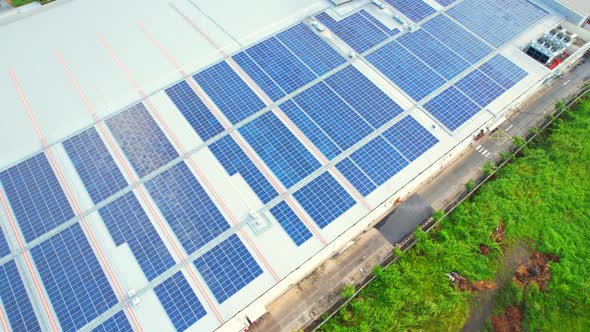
[322,94,590,331]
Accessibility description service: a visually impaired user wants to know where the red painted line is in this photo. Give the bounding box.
[0,297,9,332]
[54,52,225,325]
[8,70,143,332]
[96,33,281,283]
[168,3,227,57]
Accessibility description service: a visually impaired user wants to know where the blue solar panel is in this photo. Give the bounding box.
[455,70,507,107]
[335,158,377,196]
[106,103,179,178]
[239,112,321,188]
[434,0,456,6]
[165,80,225,141]
[479,55,528,90]
[293,172,355,228]
[277,23,346,76]
[0,153,74,243]
[448,0,548,48]
[209,135,278,203]
[0,260,41,332]
[269,201,313,246]
[397,29,470,80]
[194,61,266,124]
[421,15,493,64]
[194,234,263,303]
[31,224,118,332]
[293,82,373,151]
[359,10,399,36]
[349,136,409,186]
[367,41,445,101]
[145,162,230,255]
[63,127,128,204]
[233,51,286,101]
[423,86,482,131]
[0,226,10,257]
[280,100,342,160]
[153,271,207,331]
[98,192,176,281]
[92,311,132,332]
[316,12,390,53]
[325,66,405,129]
[382,116,439,161]
[384,0,435,22]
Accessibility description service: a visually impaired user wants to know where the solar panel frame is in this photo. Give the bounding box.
[382,115,439,161]
[0,260,42,332]
[423,86,482,131]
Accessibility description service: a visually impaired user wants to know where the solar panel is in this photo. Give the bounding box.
[293,82,373,151]
[276,23,346,76]
[209,135,279,204]
[0,153,75,243]
[423,86,482,131]
[106,103,179,178]
[153,271,207,331]
[233,51,286,101]
[165,80,225,141]
[359,10,399,36]
[280,99,342,160]
[382,115,439,161]
[335,158,377,196]
[325,66,405,129]
[194,234,263,303]
[92,311,132,332]
[293,172,356,228]
[145,162,230,255]
[239,111,321,188]
[421,15,493,64]
[269,201,313,246]
[434,0,456,6]
[0,226,10,257]
[0,260,41,332]
[63,127,128,204]
[194,61,266,124]
[383,0,435,22]
[98,192,176,281]
[349,136,409,186]
[316,12,390,53]
[479,55,528,90]
[366,41,446,101]
[397,29,470,80]
[30,224,118,331]
[455,70,507,107]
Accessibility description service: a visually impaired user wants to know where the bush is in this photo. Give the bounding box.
[512,135,526,148]
[482,160,497,177]
[340,284,356,299]
[465,179,476,192]
[500,151,512,161]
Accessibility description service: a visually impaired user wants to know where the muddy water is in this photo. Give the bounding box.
[461,242,530,332]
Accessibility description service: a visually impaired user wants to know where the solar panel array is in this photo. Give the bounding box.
[0,261,41,332]
[0,227,9,257]
[92,311,132,332]
[434,0,456,6]
[269,201,313,246]
[384,0,435,22]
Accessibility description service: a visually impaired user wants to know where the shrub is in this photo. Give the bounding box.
[482,160,497,177]
[340,284,356,299]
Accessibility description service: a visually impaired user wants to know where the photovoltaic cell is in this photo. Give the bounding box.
[194,234,263,304]
[98,192,175,281]
[349,136,409,186]
[63,127,128,204]
[209,135,278,204]
[293,172,356,228]
[423,86,482,131]
[421,15,493,64]
[325,66,404,129]
[239,112,321,188]
[277,23,346,76]
[367,41,445,101]
[384,0,435,22]
[194,61,266,124]
[0,153,74,243]
[153,271,207,331]
[0,226,10,257]
[382,116,439,161]
[434,0,455,6]
[31,224,118,332]
[269,201,313,246]
[455,70,507,107]
[145,162,230,255]
[106,103,179,178]
[165,80,225,141]
[233,52,286,101]
[92,311,132,332]
[0,260,41,332]
[335,158,377,196]
[359,10,399,36]
[316,11,389,54]
[479,55,528,90]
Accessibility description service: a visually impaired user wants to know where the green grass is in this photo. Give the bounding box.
[322,96,590,331]
[9,0,52,7]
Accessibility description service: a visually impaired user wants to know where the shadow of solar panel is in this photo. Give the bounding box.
[0,261,41,332]
[293,172,355,228]
[350,136,409,186]
[0,227,9,257]
[92,311,132,332]
[0,152,75,243]
[106,103,179,178]
[194,234,263,303]
[382,115,439,161]
[335,157,377,196]
[270,201,313,246]
[316,11,389,54]
[423,86,482,131]
[31,224,118,332]
[233,51,286,101]
[479,55,528,89]
[145,162,230,255]
[165,80,225,141]
[456,70,507,107]
[153,272,207,331]
[384,0,435,22]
